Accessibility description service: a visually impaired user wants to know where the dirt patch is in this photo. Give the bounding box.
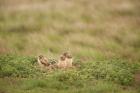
[134,71,140,85]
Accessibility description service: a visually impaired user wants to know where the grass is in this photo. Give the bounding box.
[1,78,135,93]
[0,0,140,93]
[0,55,140,93]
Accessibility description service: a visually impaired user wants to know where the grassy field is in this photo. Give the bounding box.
[0,0,140,93]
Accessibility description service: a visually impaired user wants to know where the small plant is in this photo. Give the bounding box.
[0,54,40,78]
[78,59,138,85]
[0,54,139,86]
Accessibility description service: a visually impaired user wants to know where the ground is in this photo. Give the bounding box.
[0,0,140,93]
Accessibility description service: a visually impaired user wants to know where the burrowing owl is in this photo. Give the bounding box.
[57,55,67,68]
[37,55,49,67]
[63,52,73,67]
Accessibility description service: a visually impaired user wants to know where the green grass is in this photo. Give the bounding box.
[1,78,133,93]
[0,0,140,93]
[0,55,140,93]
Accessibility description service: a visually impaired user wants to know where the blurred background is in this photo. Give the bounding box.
[0,0,140,62]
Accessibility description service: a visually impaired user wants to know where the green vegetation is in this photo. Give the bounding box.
[0,0,140,93]
[0,55,140,93]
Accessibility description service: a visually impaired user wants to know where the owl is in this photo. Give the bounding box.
[37,55,50,67]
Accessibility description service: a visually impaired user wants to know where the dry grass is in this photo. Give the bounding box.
[0,0,140,62]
